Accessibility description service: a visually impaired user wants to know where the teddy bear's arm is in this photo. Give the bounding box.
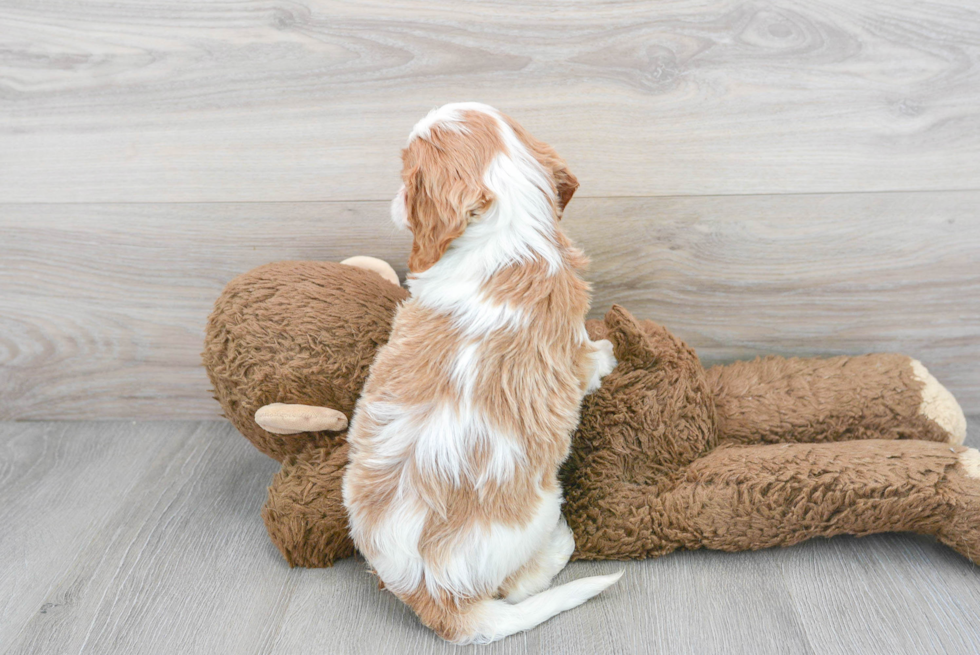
[566,439,980,565]
[707,354,966,447]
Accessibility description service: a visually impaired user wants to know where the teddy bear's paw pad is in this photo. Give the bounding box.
[911,360,967,445]
[340,256,400,287]
[255,403,349,435]
[959,448,980,480]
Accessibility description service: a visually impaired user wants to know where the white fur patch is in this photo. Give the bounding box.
[960,448,980,480]
[479,152,563,275]
[911,359,967,445]
[408,101,497,144]
[415,405,525,489]
[474,435,526,491]
[585,339,617,394]
[356,401,415,469]
[504,518,576,603]
[390,185,408,230]
[451,342,480,403]
[361,497,428,594]
[412,403,477,488]
[409,275,528,337]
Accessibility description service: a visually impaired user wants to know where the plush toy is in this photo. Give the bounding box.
[203,257,977,568]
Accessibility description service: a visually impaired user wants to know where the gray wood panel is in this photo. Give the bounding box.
[780,534,980,655]
[2,0,979,202]
[1,421,284,655]
[1,419,978,654]
[1,191,977,420]
[575,192,980,412]
[0,422,194,645]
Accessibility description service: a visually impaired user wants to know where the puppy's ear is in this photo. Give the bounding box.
[551,162,579,215]
[502,116,578,216]
[404,154,491,273]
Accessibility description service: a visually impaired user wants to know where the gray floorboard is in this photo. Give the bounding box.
[1,420,978,655]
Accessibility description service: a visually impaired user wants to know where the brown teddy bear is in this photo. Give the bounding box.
[203,257,978,568]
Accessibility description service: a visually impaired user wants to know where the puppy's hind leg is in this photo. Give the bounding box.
[502,518,576,603]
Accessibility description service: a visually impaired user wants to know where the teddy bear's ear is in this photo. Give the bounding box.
[603,304,660,370]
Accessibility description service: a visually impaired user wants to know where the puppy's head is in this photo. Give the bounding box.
[392,103,579,273]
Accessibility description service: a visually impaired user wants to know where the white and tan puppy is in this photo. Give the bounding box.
[342,103,620,644]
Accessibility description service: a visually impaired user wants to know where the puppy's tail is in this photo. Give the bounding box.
[459,571,623,644]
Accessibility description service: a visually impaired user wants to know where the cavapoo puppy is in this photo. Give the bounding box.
[342,102,621,644]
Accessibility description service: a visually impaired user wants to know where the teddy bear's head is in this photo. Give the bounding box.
[203,261,408,461]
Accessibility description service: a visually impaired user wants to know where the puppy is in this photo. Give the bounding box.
[342,103,620,644]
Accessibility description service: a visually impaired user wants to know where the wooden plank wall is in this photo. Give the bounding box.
[1,0,978,419]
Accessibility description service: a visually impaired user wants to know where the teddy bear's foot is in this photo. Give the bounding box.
[937,448,980,565]
[340,256,400,287]
[255,403,348,435]
[263,444,356,567]
[911,360,967,445]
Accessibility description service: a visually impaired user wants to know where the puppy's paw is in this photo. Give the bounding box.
[594,339,617,376]
[586,339,617,393]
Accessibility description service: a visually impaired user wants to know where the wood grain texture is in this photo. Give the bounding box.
[780,534,980,655]
[572,192,980,411]
[0,201,409,420]
[2,422,285,655]
[1,0,979,202]
[1,420,978,654]
[0,422,176,645]
[1,191,977,420]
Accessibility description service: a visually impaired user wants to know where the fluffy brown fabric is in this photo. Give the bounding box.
[203,261,976,568]
[203,261,407,461]
[261,444,355,565]
[708,354,949,446]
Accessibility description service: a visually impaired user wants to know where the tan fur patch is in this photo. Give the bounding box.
[397,583,477,642]
[959,448,980,480]
[911,359,967,445]
[401,111,504,273]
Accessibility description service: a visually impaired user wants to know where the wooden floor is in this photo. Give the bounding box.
[1,419,979,655]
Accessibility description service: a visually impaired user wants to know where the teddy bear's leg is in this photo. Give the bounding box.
[261,443,356,567]
[935,448,980,563]
[707,354,966,446]
[566,439,980,564]
[663,440,980,565]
